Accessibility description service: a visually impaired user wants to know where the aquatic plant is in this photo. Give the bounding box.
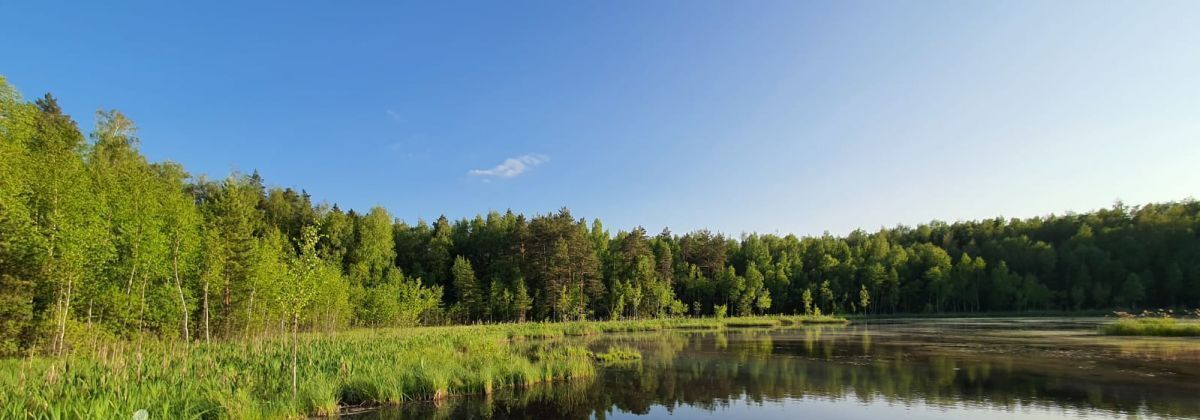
[1100,317,1200,337]
[792,314,852,324]
[0,327,596,418]
[593,346,643,364]
[721,318,782,327]
[0,315,846,418]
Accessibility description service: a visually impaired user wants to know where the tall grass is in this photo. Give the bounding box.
[0,314,844,418]
[0,326,596,419]
[785,314,852,325]
[501,314,848,339]
[593,345,643,364]
[1100,317,1200,337]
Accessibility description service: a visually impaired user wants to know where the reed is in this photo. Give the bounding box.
[721,318,782,327]
[594,345,643,364]
[0,314,846,418]
[1100,317,1200,337]
[0,327,595,419]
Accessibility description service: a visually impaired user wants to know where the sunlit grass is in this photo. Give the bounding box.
[1099,317,1200,337]
[801,315,852,324]
[501,315,848,339]
[721,318,782,327]
[779,314,852,325]
[0,327,595,419]
[594,345,643,364]
[0,315,845,418]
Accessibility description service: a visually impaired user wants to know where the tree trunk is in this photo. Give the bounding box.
[244,288,256,339]
[126,260,137,295]
[173,251,190,342]
[222,283,231,338]
[202,279,211,344]
[291,313,299,401]
[136,274,148,355]
[56,273,73,356]
[87,300,95,355]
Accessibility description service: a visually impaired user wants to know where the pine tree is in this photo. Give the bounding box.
[513,277,532,322]
[452,256,481,320]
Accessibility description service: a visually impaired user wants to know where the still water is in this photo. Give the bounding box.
[358,318,1200,419]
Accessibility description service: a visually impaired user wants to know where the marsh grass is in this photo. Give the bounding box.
[0,327,594,419]
[1100,317,1200,337]
[0,315,844,418]
[721,318,782,327]
[593,345,643,364]
[787,314,853,325]
[501,314,847,339]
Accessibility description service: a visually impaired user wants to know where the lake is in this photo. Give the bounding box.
[354,318,1200,419]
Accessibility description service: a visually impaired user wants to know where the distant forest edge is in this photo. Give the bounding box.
[2,77,1199,357]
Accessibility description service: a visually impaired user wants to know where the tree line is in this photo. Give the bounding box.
[2,77,1199,356]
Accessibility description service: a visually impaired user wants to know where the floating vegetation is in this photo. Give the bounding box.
[593,346,643,364]
[1100,317,1200,337]
[792,315,853,325]
[722,318,782,327]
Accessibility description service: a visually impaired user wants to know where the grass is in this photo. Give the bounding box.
[593,345,643,364]
[775,314,852,325]
[847,310,1116,320]
[1099,317,1200,337]
[0,314,845,418]
[0,326,596,419]
[796,314,853,324]
[503,315,848,339]
[721,318,782,327]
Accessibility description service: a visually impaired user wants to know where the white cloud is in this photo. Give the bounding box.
[386,109,402,122]
[469,154,549,179]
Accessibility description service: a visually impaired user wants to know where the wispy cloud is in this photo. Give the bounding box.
[385,109,402,122]
[469,154,550,179]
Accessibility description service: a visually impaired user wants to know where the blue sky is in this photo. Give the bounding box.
[3,1,1198,236]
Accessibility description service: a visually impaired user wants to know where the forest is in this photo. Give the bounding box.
[3,76,1200,357]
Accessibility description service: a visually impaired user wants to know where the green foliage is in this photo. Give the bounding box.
[1,77,1200,357]
[0,325,597,418]
[593,345,642,364]
[451,256,482,320]
[348,206,398,288]
[713,304,728,320]
[354,271,439,328]
[858,285,870,314]
[1118,273,1146,309]
[0,82,40,354]
[818,281,835,314]
[668,299,687,317]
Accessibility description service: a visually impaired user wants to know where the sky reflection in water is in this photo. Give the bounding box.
[358,318,1200,419]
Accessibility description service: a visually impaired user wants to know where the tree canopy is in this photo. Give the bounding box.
[2,77,1199,356]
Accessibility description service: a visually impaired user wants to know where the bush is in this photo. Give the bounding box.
[714,304,728,320]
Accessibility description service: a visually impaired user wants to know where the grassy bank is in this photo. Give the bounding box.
[1099,317,1200,337]
[846,310,1115,320]
[502,315,847,339]
[0,327,596,419]
[0,315,844,418]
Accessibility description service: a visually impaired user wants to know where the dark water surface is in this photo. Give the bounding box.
[355,318,1200,419]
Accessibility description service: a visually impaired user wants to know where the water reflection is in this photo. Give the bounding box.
[358,319,1200,419]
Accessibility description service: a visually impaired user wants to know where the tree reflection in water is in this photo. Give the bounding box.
[361,319,1200,419]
